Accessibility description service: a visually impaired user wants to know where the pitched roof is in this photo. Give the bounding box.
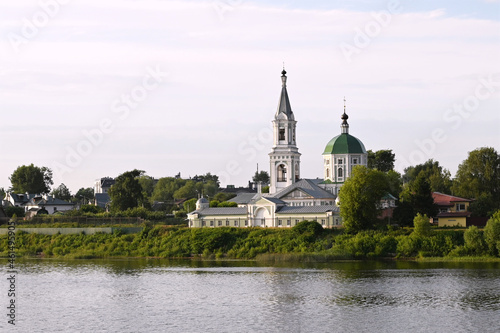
[277,205,339,214]
[432,192,472,206]
[437,211,471,218]
[270,179,336,200]
[230,193,260,204]
[275,70,294,121]
[189,207,247,217]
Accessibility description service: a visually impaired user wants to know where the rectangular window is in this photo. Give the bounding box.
[456,204,465,211]
[226,220,229,226]
[244,220,248,226]
[218,220,222,226]
[321,219,325,225]
[353,158,358,164]
[202,221,206,227]
[210,221,214,227]
[338,158,343,164]
[234,221,238,227]
[279,128,285,140]
[278,220,282,226]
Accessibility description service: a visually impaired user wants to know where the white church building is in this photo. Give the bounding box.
[188,69,368,228]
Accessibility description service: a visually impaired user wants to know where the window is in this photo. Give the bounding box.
[326,168,330,178]
[278,220,282,226]
[338,158,343,164]
[234,221,238,227]
[456,203,466,211]
[218,220,222,226]
[295,219,300,223]
[277,164,287,182]
[202,221,206,227]
[226,220,230,226]
[338,167,343,178]
[279,128,285,140]
[244,220,248,226]
[353,158,358,164]
[210,221,214,227]
[321,219,326,225]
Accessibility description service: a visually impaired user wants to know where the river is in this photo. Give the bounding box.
[1,259,499,332]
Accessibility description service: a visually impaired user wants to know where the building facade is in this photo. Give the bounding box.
[188,69,370,228]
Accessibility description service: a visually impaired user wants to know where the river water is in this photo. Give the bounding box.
[1,259,499,333]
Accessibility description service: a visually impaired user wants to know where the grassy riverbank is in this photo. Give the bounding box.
[2,222,499,261]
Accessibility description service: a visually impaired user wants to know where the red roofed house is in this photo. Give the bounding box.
[432,192,472,227]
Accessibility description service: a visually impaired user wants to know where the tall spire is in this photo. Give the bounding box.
[276,68,294,120]
[341,96,349,134]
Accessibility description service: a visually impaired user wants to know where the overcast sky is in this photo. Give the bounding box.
[1,0,499,193]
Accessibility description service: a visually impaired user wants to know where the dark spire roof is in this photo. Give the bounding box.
[341,96,349,134]
[275,68,294,120]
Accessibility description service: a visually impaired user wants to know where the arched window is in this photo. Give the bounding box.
[277,164,287,182]
[295,163,300,181]
[279,128,285,141]
[338,167,343,178]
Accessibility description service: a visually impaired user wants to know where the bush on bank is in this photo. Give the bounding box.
[1,219,499,260]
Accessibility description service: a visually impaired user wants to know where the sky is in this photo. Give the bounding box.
[0,0,499,194]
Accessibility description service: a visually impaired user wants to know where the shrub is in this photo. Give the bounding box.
[413,213,432,237]
[484,210,500,256]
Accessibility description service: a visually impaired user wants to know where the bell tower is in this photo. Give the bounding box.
[269,69,301,194]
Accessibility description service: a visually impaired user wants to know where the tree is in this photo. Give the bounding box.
[108,169,145,211]
[183,198,198,213]
[464,226,486,255]
[452,147,500,216]
[51,183,72,201]
[9,164,53,194]
[409,173,438,218]
[412,213,431,237]
[484,210,500,256]
[403,159,452,193]
[0,187,5,200]
[338,166,390,233]
[367,149,395,172]
[253,171,270,184]
[75,187,94,204]
[138,175,156,203]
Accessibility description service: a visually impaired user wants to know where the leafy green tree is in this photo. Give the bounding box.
[403,159,452,193]
[386,170,403,198]
[0,187,5,200]
[412,213,432,237]
[253,171,270,184]
[463,226,486,255]
[452,147,500,216]
[392,200,415,227]
[409,173,438,218]
[484,210,500,256]
[213,192,236,202]
[173,180,197,200]
[9,164,53,194]
[75,187,94,204]
[209,200,220,208]
[108,169,145,211]
[217,201,238,207]
[51,183,72,201]
[183,198,198,213]
[338,166,390,233]
[367,149,395,172]
[5,206,25,218]
[138,175,156,202]
[151,177,185,203]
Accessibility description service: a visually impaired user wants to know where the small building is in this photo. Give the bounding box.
[432,192,472,227]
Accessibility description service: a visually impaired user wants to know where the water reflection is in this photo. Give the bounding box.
[2,259,499,333]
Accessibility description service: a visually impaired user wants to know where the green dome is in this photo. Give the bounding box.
[323,133,367,155]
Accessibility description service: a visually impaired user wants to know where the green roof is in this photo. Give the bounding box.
[323,133,367,155]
